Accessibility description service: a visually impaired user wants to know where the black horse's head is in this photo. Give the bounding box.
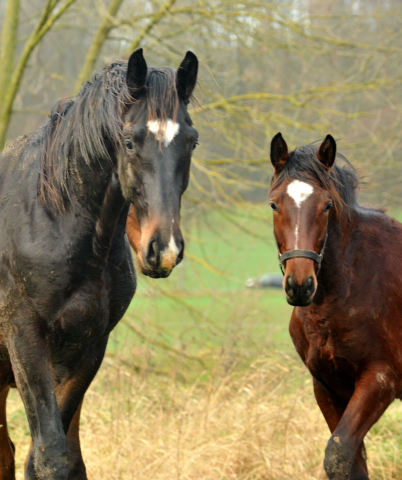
[118,49,198,278]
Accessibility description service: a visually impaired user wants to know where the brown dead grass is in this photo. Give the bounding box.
[7,354,402,480]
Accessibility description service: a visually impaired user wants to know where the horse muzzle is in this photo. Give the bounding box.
[284,273,316,306]
[139,232,184,278]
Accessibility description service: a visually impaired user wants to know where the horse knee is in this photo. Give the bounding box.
[324,435,353,480]
[27,437,69,480]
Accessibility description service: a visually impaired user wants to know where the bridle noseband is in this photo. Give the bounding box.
[277,233,328,276]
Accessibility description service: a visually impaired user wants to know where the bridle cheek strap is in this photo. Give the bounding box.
[277,233,328,276]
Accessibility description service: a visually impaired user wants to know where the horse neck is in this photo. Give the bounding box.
[69,150,116,214]
[45,122,128,257]
[92,173,129,261]
[315,209,357,295]
[72,154,130,257]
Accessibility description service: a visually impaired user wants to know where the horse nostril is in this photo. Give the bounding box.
[301,275,315,299]
[285,275,295,296]
[305,276,313,288]
[146,239,159,267]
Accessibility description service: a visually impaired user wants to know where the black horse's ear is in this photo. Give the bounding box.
[176,51,198,103]
[126,48,148,98]
[317,135,336,170]
[270,132,289,173]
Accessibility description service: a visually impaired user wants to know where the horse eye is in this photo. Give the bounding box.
[324,201,333,212]
[192,140,199,151]
[124,139,134,151]
[270,202,278,211]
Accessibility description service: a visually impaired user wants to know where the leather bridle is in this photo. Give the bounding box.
[277,232,328,276]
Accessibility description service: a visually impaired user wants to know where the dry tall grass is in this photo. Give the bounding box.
[6,353,402,480]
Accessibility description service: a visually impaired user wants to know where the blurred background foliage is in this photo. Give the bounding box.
[3,1,402,478]
[1,0,402,377]
[2,0,402,376]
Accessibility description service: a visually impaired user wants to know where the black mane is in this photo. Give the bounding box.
[35,61,180,209]
[270,143,360,213]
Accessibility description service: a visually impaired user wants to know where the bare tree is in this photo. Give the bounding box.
[0,0,77,149]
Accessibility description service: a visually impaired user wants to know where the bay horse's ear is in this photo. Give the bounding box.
[270,132,289,173]
[126,48,148,98]
[317,135,336,170]
[176,51,198,103]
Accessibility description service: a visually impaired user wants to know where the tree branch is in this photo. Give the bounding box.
[0,0,20,110]
[0,0,76,150]
[74,0,125,93]
[126,0,177,53]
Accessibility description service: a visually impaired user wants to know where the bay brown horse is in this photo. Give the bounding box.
[126,204,147,273]
[0,48,198,480]
[269,132,402,480]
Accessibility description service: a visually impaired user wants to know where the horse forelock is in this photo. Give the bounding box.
[145,67,179,122]
[126,67,181,147]
[270,143,359,215]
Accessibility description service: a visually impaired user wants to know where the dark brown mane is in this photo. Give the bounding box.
[36,61,180,210]
[270,143,360,214]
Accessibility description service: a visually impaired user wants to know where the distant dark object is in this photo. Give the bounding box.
[246,273,283,288]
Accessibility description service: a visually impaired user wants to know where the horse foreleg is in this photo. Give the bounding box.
[313,378,368,480]
[7,318,69,480]
[25,402,85,480]
[0,387,15,480]
[55,340,108,479]
[6,317,69,480]
[323,367,394,480]
[28,338,107,480]
[65,402,86,480]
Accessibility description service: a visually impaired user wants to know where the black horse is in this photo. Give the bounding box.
[0,48,198,480]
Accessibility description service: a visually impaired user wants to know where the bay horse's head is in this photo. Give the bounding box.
[118,49,198,278]
[268,133,337,306]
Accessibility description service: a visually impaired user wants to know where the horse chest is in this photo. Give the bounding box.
[55,281,111,340]
[50,262,135,353]
[291,310,359,399]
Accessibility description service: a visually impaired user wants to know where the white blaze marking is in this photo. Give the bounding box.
[161,234,180,268]
[168,235,180,256]
[294,222,300,248]
[147,119,180,147]
[286,180,314,248]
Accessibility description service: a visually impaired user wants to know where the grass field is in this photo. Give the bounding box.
[7,204,402,479]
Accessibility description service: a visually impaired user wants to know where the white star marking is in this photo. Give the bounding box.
[147,119,180,147]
